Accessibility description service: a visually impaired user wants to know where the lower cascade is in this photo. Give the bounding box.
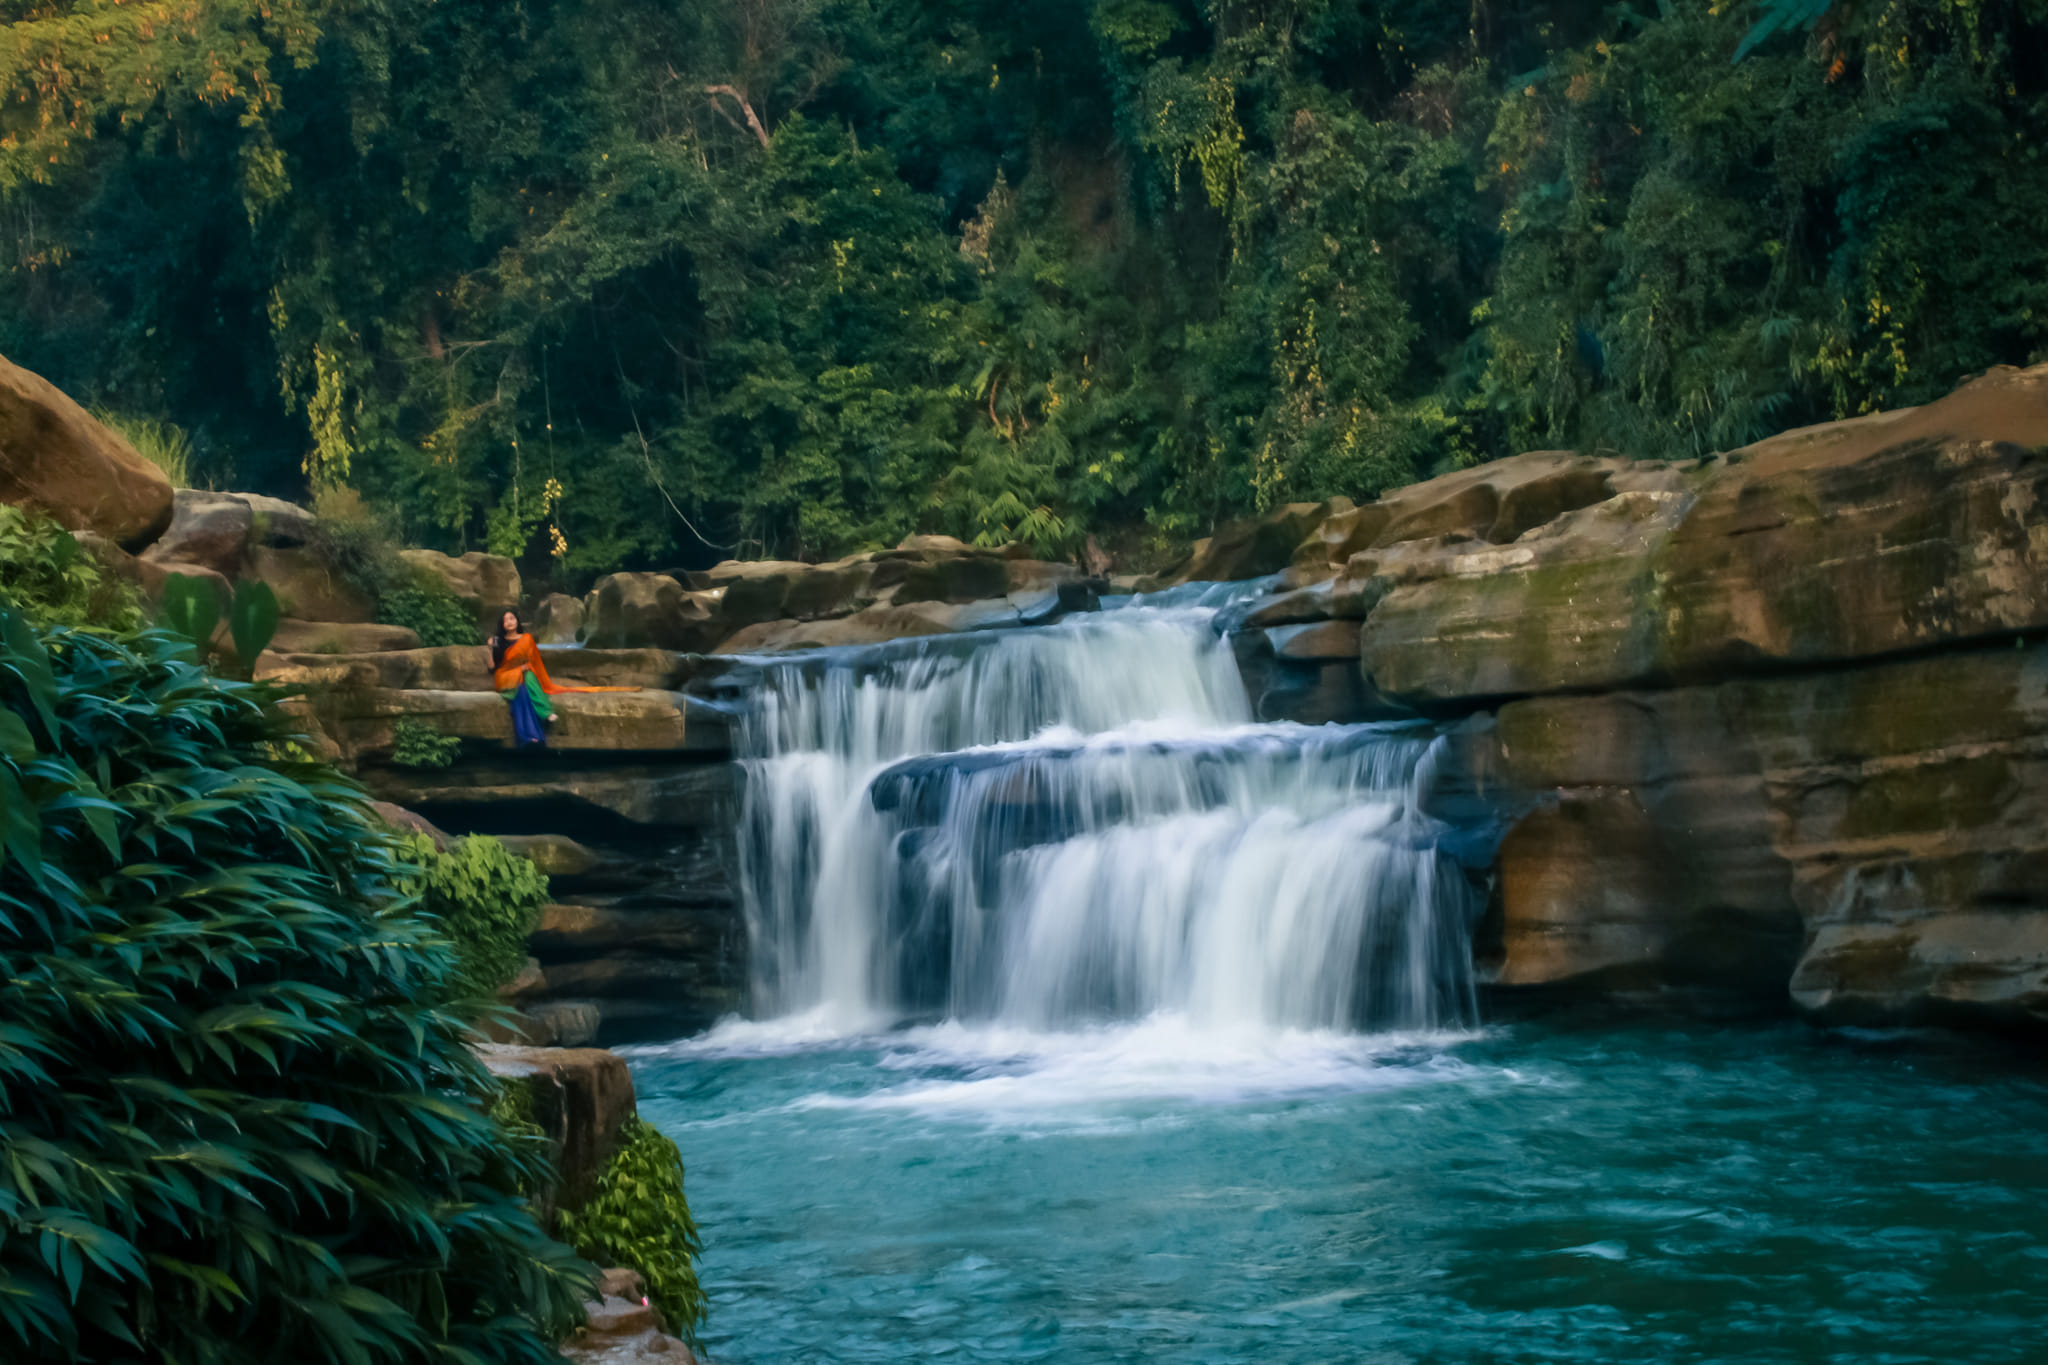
[734,587,1484,1034]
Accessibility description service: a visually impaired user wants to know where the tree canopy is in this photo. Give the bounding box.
[6,0,2047,577]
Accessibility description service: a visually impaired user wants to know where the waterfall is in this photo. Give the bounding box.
[732,593,1480,1034]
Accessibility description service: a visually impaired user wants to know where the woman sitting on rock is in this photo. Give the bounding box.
[489,609,633,746]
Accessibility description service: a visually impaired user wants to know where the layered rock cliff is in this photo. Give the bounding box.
[1216,363,2048,1030]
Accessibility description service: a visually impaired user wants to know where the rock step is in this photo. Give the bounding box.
[533,903,734,957]
[583,1295,657,1337]
[293,688,730,766]
[367,760,737,830]
[561,1324,697,1363]
[257,645,703,693]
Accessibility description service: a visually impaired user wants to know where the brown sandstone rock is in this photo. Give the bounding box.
[239,493,317,546]
[399,548,523,613]
[520,1000,602,1047]
[319,687,691,762]
[1177,498,1353,583]
[257,643,488,691]
[475,1045,636,1212]
[597,1269,647,1303]
[368,800,452,850]
[1350,462,1692,701]
[535,592,586,643]
[584,573,725,651]
[0,353,174,548]
[1659,369,2048,674]
[1486,641,2048,1027]
[134,558,235,620]
[1339,366,2048,705]
[887,533,981,557]
[140,489,253,576]
[499,834,604,879]
[534,904,731,957]
[247,545,375,622]
[887,553,1011,604]
[265,620,423,656]
[1264,619,1361,661]
[714,598,1031,653]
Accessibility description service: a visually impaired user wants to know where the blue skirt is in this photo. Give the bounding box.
[502,673,549,746]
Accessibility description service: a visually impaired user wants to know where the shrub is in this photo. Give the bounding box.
[309,485,403,604]
[403,833,550,1002]
[0,612,593,1362]
[381,581,479,647]
[393,716,463,769]
[560,1118,707,1339]
[0,504,144,632]
[305,488,480,647]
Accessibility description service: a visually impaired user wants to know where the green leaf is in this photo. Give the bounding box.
[0,707,34,762]
[229,580,280,673]
[0,765,41,880]
[159,574,222,656]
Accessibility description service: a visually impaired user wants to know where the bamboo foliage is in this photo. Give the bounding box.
[0,614,593,1362]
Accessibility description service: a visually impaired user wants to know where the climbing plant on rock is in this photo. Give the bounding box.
[402,832,551,1004]
[559,1117,708,1340]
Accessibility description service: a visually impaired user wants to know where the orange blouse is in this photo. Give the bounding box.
[492,633,636,694]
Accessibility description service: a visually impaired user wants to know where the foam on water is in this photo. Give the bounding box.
[630,1013,1486,1134]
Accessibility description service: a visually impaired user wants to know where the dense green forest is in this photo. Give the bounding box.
[6,0,2048,581]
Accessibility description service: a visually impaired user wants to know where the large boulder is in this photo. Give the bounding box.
[247,545,375,622]
[533,592,585,644]
[0,353,174,548]
[140,489,254,576]
[783,559,881,618]
[240,493,317,547]
[1353,464,1694,699]
[583,572,724,651]
[134,558,234,623]
[1344,367,2048,704]
[1176,498,1353,583]
[705,558,812,627]
[398,548,522,614]
[883,553,1011,604]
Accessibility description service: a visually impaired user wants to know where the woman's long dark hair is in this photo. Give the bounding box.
[489,609,524,668]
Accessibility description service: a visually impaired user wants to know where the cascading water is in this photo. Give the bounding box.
[731,586,1482,1034]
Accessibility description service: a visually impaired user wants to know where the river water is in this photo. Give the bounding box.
[630,588,2048,1363]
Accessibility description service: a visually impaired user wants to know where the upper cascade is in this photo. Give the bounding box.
[732,591,1484,1034]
